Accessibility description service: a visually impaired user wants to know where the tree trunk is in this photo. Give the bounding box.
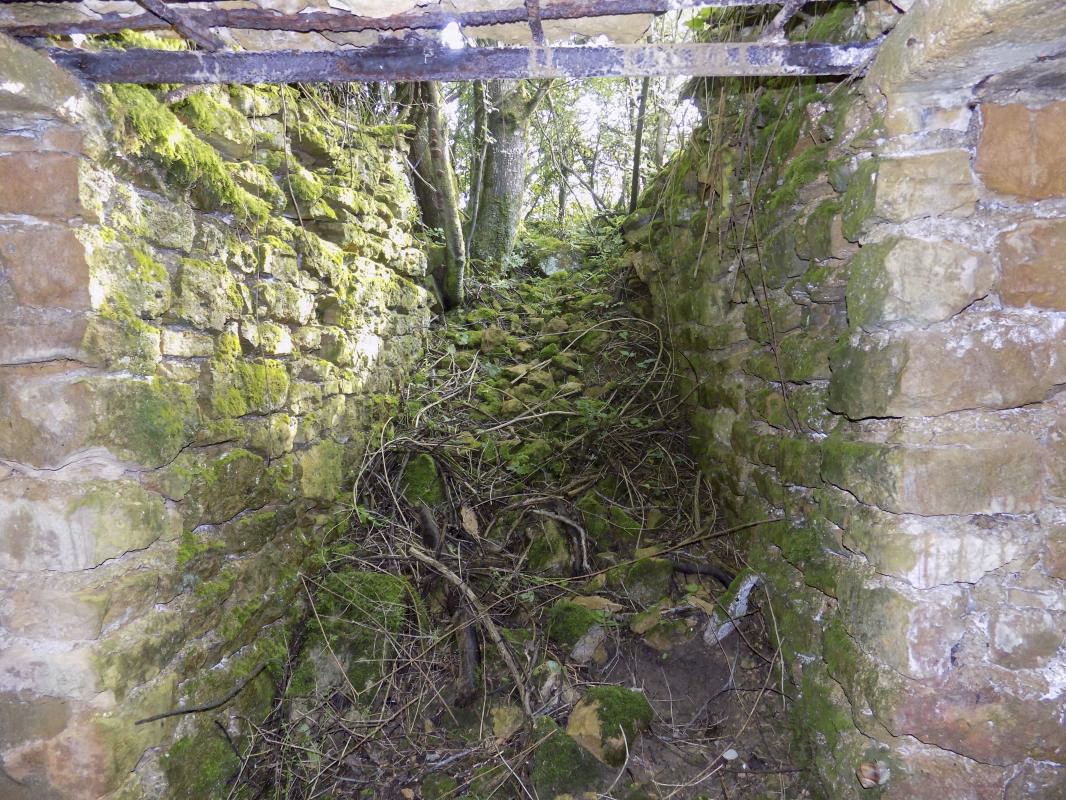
[464,80,487,254]
[406,82,466,308]
[629,75,650,213]
[469,80,550,266]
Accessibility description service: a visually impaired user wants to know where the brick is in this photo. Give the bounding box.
[996,217,1066,310]
[977,102,1066,199]
[0,152,87,220]
[0,224,90,309]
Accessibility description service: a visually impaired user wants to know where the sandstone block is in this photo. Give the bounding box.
[996,217,1066,309]
[0,224,90,309]
[977,102,1066,199]
[847,236,993,328]
[837,500,1025,589]
[0,372,200,468]
[820,433,1046,515]
[875,150,977,221]
[829,313,1066,418]
[0,477,175,572]
[0,152,91,221]
[893,669,1066,766]
[0,310,89,366]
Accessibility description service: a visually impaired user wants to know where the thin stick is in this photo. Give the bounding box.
[407,544,533,718]
[134,663,268,725]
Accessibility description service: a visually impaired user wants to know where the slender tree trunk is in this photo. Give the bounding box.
[630,76,651,214]
[557,176,567,225]
[405,81,466,308]
[469,80,527,265]
[464,80,487,253]
[469,80,550,267]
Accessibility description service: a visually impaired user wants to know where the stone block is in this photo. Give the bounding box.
[847,236,993,328]
[0,224,91,310]
[0,372,199,468]
[0,310,89,366]
[0,476,176,573]
[0,34,90,122]
[820,433,1046,515]
[835,498,1026,589]
[161,328,213,357]
[875,150,977,221]
[892,669,1066,766]
[996,217,1066,310]
[829,313,1066,418]
[0,152,90,220]
[977,102,1066,199]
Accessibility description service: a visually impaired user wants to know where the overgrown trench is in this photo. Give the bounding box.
[231,252,800,799]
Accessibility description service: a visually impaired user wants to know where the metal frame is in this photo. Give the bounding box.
[2,0,875,83]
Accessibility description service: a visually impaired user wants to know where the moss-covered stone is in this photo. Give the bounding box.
[97,376,200,466]
[530,717,607,798]
[101,84,270,224]
[402,452,445,506]
[606,557,673,607]
[567,685,654,766]
[547,600,602,647]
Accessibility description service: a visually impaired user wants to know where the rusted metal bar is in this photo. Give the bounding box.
[525,0,546,45]
[761,0,805,41]
[132,0,225,50]
[46,40,877,83]
[3,0,798,38]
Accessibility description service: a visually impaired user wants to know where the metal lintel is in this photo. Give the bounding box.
[45,41,877,83]
[4,0,804,38]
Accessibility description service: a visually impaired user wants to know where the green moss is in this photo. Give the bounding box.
[546,600,602,647]
[301,569,418,695]
[208,334,290,418]
[584,685,654,757]
[101,84,270,224]
[85,294,161,372]
[840,158,878,242]
[161,730,240,797]
[422,773,459,799]
[606,558,674,607]
[801,1,860,43]
[99,376,200,466]
[402,453,445,506]
[530,717,604,798]
[527,519,570,575]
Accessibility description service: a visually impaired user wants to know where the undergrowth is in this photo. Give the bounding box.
[220,235,797,799]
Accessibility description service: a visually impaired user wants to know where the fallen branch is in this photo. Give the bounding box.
[135,663,268,725]
[407,544,533,718]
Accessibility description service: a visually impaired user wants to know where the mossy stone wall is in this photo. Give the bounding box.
[0,35,431,799]
[623,3,1065,797]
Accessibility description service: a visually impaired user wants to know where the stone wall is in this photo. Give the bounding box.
[624,1,1065,797]
[0,36,432,799]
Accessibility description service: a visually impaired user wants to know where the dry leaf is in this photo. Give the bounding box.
[569,595,623,612]
[401,789,415,799]
[687,595,717,615]
[459,504,479,538]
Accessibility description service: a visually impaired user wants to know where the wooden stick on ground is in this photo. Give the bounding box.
[407,544,533,718]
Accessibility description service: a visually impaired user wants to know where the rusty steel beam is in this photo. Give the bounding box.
[46,40,877,83]
[3,0,799,38]
[132,0,225,50]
